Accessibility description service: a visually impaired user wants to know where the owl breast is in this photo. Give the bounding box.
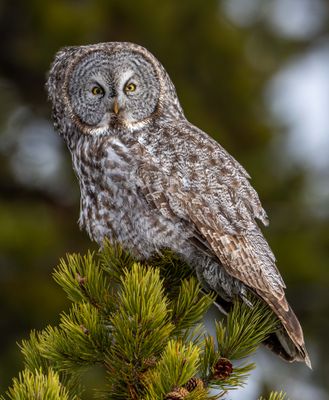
[72,133,189,259]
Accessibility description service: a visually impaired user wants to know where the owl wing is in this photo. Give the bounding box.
[136,122,309,362]
[137,161,284,298]
[137,122,285,298]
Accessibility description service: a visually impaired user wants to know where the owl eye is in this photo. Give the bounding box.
[125,82,136,93]
[91,86,104,96]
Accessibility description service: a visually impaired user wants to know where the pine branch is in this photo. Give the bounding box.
[20,330,52,373]
[200,297,279,393]
[5,242,286,399]
[99,239,135,284]
[143,340,208,400]
[170,277,214,336]
[42,303,110,367]
[1,369,77,400]
[105,263,175,398]
[200,332,254,392]
[53,251,114,315]
[20,331,83,396]
[215,296,279,360]
[20,304,112,380]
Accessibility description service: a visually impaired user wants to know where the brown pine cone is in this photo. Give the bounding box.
[76,273,87,286]
[143,356,157,368]
[164,387,189,399]
[212,357,233,380]
[184,377,204,392]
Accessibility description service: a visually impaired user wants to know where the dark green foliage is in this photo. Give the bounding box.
[147,249,192,294]
[2,243,285,399]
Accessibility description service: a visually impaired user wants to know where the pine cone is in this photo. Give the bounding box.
[80,324,90,335]
[76,273,87,286]
[184,377,204,392]
[164,387,189,399]
[212,357,233,380]
[143,356,157,368]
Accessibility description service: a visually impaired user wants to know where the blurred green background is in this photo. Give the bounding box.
[0,0,328,398]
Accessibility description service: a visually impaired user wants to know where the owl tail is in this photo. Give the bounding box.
[260,294,312,369]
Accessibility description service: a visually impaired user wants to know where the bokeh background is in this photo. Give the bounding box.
[0,0,328,398]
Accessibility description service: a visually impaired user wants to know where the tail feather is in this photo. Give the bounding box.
[256,290,312,368]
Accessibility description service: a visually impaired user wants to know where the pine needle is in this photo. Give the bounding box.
[259,391,287,400]
[1,369,77,400]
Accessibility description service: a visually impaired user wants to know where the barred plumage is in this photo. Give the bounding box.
[46,41,310,367]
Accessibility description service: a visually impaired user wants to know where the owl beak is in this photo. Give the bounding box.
[113,98,120,115]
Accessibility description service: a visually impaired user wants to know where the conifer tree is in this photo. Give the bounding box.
[1,242,288,399]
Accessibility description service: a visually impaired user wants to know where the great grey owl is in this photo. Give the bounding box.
[46,41,310,368]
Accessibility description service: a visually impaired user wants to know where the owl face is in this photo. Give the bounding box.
[66,49,161,130]
[48,42,184,141]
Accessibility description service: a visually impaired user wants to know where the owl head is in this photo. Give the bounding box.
[46,42,184,141]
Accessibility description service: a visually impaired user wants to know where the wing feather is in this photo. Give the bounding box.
[137,156,284,299]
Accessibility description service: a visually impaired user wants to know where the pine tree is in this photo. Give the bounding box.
[1,242,288,399]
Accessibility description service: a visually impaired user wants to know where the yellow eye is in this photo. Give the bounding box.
[91,86,104,96]
[125,83,136,92]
